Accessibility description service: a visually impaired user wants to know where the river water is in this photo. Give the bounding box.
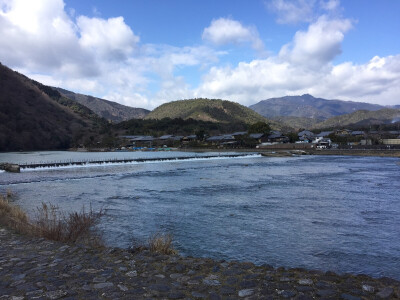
[1,151,399,279]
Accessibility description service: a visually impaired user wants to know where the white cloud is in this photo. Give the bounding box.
[202,18,264,52]
[0,0,222,109]
[279,15,352,69]
[1,0,399,110]
[267,0,342,24]
[77,16,139,61]
[196,18,400,106]
[320,0,340,11]
[267,0,316,24]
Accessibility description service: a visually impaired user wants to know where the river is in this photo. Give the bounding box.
[1,151,399,279]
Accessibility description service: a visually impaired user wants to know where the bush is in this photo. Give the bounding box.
[0,191,30,234]
[32,203,104,245]
[130,232,178,255]
[0,191,104,246]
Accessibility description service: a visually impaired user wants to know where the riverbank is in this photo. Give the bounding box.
[1,226,399,299]
[180,148,400,158]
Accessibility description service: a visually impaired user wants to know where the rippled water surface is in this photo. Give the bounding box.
[1,151,399,279]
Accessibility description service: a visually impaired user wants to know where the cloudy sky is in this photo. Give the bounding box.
[1,0,399,109]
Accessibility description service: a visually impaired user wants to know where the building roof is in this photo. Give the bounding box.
[249,133,264,139]
[231,131,248,136]
[268,134,284,139]
[316,131,333,137]
[351,131,365,135]
[206,135,235,141]
[298,130,314,137]
[185,135,197,139]
[158,135,174,140]
[132,136,154,141]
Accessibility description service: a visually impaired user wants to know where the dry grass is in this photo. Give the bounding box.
[0,191,30,234]
[148,232,178,255]
[32,203,104,245]
[129,232,178,255]
[0,190,104,246]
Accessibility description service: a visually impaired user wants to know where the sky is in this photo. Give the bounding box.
[1,0,399,109]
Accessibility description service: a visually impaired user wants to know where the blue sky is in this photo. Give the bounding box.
[1,0,399,109]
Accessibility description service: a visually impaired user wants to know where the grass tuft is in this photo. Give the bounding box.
[0,191,103,246]
[148,232,178,255]
[0,191,30,234]
[129,232,178,255]
[32,203,104,245]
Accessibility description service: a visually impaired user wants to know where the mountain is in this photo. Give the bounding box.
[0,63,105,151]
[145,98,269,125]
[313,108,400,129]
[250,94,384,120]
[53,87,150,123]
[271,116,323,130]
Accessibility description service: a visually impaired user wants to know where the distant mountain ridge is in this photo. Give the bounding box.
[146,98,269,125]
[312,108,400,129]
[249,94,384,120]
[53,87,150,123]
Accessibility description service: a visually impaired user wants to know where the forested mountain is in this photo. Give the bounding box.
[0,63,106,151]
[146,98,268,124]
[313,108,400,129]
[53,87,150,123]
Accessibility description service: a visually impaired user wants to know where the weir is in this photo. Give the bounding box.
[18,153,259,170]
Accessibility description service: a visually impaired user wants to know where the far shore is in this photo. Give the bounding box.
[179,147,400,158]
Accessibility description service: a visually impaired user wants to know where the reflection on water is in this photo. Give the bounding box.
[1,151,400,279]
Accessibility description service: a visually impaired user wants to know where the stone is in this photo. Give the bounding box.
[341,294,361,300]
[376,287,394,299]
[362,284,374,293]
[117,284,128,292]
[316,289,336,297]
[149,284,170,292]
[238,288,254,297]
[191,291,207,298]
[93,282,114,289]
[203,279,220,286]
[220,286,236,295]
[280,290,296,298]
[168,292,186,299]
[298,279,313,285]
[45,290,68,299]
[92,276,106,283]
[125,270,137,277]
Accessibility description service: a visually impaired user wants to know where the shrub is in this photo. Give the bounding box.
[32,203,104,245]
[0,191,30,234]
[129,232,178,255]
[0,190,104,246]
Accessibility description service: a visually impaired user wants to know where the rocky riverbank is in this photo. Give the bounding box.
[1,226,399,299]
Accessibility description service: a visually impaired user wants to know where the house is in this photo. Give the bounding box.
[316,138,332,148]
[267,133,289,143]
[206,135,235,146]
[249,133,268,144]
[130,136,154,147]
[298,130,315,142]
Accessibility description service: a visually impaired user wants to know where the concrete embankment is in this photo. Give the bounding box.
[1,226,399,299]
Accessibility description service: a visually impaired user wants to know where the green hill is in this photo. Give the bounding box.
[146,98,268,125]
[313,108,400,129]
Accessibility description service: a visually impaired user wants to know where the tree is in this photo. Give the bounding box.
[248,122,271,135]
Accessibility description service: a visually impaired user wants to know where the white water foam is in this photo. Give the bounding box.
[21,154,262,172]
